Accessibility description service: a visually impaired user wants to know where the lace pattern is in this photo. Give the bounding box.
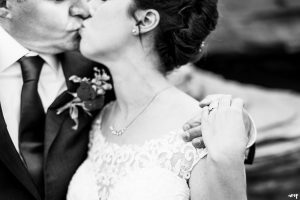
[87,116,207,200]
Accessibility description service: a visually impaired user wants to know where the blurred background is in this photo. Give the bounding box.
[169,0,300,199]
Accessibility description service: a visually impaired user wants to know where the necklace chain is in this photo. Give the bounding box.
[109,86,172,136]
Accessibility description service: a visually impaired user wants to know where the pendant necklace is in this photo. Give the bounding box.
[109,86,173,136]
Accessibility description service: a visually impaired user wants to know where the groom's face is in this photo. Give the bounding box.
[3,0,89,54]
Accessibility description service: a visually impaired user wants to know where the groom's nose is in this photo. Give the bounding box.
[69,0,90,19]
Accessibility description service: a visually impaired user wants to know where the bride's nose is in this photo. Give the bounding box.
[86,0,102,16]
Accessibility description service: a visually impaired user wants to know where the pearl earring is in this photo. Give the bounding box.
[132,29,137,34]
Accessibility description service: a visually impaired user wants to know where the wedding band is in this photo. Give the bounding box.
[208,101,219,112]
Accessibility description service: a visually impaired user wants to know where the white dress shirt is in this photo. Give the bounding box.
[0,26,67,152]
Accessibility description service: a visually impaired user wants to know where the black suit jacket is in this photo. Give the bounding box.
[0,51,114,200]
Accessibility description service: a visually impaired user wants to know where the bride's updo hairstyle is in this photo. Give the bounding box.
[130,0,218,74]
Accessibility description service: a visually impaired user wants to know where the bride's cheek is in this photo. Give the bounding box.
[87,0,102,16]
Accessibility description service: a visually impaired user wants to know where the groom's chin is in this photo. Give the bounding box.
[60,35,81,52]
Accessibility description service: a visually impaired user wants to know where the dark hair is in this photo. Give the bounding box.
[0,0,5,7]
[130,0,218,74]
[1,0,24,8]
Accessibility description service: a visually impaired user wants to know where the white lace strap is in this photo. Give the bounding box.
[165,134,208,180]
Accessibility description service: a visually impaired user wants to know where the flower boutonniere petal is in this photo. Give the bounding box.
[57,67,112,130]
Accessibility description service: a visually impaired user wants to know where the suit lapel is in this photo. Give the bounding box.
[0,104,41,200]
[44,52,96,158]
[43,91,74,159]
[59,51,96,91]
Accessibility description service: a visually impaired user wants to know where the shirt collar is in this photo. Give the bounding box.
[39,54,60,72]
[0,26,29,72]
[0,26,60,72]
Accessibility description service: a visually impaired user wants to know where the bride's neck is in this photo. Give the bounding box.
[96,48,171,116]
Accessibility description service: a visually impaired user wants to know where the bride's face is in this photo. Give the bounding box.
[80,0,135,61]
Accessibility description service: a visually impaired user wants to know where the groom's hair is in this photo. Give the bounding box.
[129,0,218,74]
[0,0,5,7]
[1,0,24,7]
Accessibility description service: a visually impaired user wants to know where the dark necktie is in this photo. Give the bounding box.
[19,56,45,195]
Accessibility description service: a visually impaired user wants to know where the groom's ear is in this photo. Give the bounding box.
[133,9,160,35]
[0,1,11,19]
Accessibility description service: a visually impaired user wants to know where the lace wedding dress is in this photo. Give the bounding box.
[67,112,208,200]
[67,103,256,200]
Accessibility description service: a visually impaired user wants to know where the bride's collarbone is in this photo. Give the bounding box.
[99,93,200,146]
[99,116,178,146]
[100,111,199,147]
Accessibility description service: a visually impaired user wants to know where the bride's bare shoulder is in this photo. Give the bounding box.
[162,88,201,124]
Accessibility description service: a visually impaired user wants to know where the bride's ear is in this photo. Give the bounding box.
[132,9,160,35]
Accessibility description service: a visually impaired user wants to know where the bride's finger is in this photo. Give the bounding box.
[199,94,228,108]
[218,95,232,108]
[208,100,219,113]
[200,107,212,144]
[201,106,209,125]
[232,98,251,133]
[231,98,244,110]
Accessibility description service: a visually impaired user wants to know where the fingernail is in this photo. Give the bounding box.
[181,131,190,141]
[183,124,190,131]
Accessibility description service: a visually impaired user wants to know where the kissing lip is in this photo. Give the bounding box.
[68,23,85,36]
[67,25,82,32]
[66,20,84,32]
[78,28,83,36]
[78,24,86,36]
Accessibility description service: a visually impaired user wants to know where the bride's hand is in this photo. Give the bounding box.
[182,95,250,162]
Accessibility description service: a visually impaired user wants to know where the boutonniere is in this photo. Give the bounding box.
[57,67,112,130]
